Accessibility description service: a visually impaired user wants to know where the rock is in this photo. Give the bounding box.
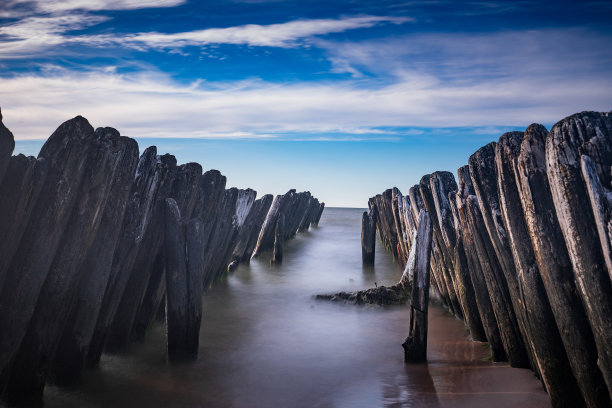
[315,285,411,305]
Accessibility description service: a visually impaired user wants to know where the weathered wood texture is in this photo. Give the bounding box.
[361,204,378,264]
[402,210,433,362]
[86,146,172,366]
[468,143,532,369]
[447,190,486,342]
[232,194,274,263]
[0,117,99,393]
[545,112,612,397]
[0,113,323,404]
[455,166,506,360]
[252,190,323,259]
[131,162,203,342]
[0,155,47,291]
[51,130,139,386]
[0,108,15,184]
[515,124,609,408]
[2,128,139,402]
[163,198,207,359]
[368,110,612,408]
[271,213,285,264]
[104,152,178,352]
[496,131,585,407]
[420,174,463,319]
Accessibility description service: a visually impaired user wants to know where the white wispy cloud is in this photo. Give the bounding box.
[115,16,411,48]
[0,14,109,38]
[1,61,610,141]
[5,0,186,13]
[0,14,411,58]
[316,28,612,82]
[0,13,111,57]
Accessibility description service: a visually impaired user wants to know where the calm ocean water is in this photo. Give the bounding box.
[42,207,550,408]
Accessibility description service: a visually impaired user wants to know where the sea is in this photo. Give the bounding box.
[42,207,550,408]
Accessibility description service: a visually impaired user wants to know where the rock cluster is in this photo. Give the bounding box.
[367,111,612,408]
[0,112,324,404]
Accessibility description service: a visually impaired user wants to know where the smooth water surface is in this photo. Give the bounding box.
[42,208,550,408]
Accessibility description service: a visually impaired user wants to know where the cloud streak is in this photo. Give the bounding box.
[0,14,411,58]
[5,0,186,13]
[2,61,610,141]
[117,16,411,48]
[317,28,612,82]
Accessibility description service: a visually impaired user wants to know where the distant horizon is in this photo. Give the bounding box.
[8,110,606,207]
[3,0,612,207]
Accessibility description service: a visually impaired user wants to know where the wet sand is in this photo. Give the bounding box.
[398,304,551,408]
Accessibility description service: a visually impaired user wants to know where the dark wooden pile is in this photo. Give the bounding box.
[0,112,324,404]
[366,111,612,408]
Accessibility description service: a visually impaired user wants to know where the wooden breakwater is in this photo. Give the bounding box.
[0,111,324,404]
[364,111,612,408]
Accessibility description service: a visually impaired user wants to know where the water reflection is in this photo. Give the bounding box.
[41,208,550,408]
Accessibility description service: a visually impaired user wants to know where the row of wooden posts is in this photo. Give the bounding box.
[362,111,612,408]
[0,111,324,404]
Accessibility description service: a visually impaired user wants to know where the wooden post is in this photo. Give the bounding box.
[271,214,285,264]
[361,204,377,264]
[516,123,610,407]
[402,209,433,363]
[163,198,188,359]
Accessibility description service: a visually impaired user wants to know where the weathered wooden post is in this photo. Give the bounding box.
[163,198,188,359]
[402,209,433,363]
[0,108,15,184]
[361,204,377,264]
[271,213,285,264]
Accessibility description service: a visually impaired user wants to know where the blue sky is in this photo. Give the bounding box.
[1,0,611,207]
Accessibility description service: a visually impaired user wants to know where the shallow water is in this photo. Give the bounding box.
[42,207,551,408]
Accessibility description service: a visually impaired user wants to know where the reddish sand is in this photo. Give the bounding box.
[397,304,552,408]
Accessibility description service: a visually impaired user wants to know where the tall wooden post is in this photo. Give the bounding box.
[361,204,378,264]
[403,210,433,362]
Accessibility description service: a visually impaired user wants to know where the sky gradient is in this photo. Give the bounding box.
[2,0,611,207]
